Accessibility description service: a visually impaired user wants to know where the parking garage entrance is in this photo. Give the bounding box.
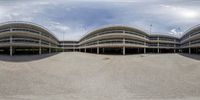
[81,47,146,55]
[10,47,56,55]
[14,47,40,55]
[125,48,144,54]
[99,47,123,55]
[159,48,175,53]
[181,48,189,53]
[146,48,176,53]
[146,48,158,53]
[191,48,200,54]
[0,47,10,55]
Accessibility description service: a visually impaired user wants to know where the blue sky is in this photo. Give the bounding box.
[0,0,200,40]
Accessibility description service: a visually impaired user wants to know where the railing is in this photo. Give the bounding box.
[190,31,200,37]
[13,38,39,44]
[0,29,10,33]
[125,31,146,37]
[0,39,10,43]
[0,28,57,42]
[82,30,147,41]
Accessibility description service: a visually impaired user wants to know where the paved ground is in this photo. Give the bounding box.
[0,52,200,100]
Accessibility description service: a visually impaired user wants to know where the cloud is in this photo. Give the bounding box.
[160,4,199,19]
[169,28,183,37]
[0,0,200,40]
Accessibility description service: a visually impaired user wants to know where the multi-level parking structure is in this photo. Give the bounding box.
[0,21,62,56]
[59,41,79,52]
[0,21,200,56]
[180,25,200,54]
[77,26,180,55]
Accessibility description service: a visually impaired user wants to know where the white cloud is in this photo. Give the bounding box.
[160,4,199,19]
[46,21,86,40]
[54,24,71,32]
[169,28,183,37]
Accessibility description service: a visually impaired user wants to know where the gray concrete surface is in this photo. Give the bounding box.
[0,52,200,100]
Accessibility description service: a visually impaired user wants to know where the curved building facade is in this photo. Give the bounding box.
[0,21,199,55]
[181,25,200,54]
[0,22,60,56]
[78,26,179,55]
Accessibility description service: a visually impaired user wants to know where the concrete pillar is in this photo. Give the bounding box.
[39,47,42,55]
[10,35,12,43]
[157,48,160,53]
[72,46,74,52]
[189,48,191,54]
[63,47,64,52]
[123,38,125,55]
[10,46,12,56]
[85,48,86,53]
[123,46,125,55]
[49,48,51,53]
[97,47,99,54]
[189,41,191,54]
[39,38,42,55]
[103,48,105,53]
[10,35,13,56]
[144,41,146,54]
[174,49,176,53]
[49,43,51,53]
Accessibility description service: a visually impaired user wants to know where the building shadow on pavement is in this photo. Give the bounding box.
[0,53,60,62]
[179,53,200,60]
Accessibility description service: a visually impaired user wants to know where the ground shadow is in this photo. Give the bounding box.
[179,53,200,60]
[0,53,60,62]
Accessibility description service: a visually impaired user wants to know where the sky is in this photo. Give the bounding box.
[0,0,200,40]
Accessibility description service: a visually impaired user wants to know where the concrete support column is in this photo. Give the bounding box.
[144,41,146,54]
[97,47,99,54]
[189,48,191,54]
[49,43,51,53]
[38,32,42,55]
[10,35,13,56]
[10,46,13,56]
[174,49,176,53]
[123,38,125,55]
[39,47,42,55]
[73,44,75,52]
[103,48,105,53]
[85,48,86,53]
[123,46,125,55]
[49,48,51,53]
[189,40,191,54]
[97,40,99,54]
[39,38,42,55]
[157,48,160,53]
